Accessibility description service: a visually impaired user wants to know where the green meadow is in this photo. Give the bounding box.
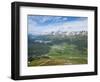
[28,31,88,66]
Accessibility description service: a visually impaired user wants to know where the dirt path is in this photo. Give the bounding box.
[39,59,50,66]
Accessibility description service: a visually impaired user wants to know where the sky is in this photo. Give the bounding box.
[28,15,88,35]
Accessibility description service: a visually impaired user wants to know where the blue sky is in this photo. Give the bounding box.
[28,15,88,35]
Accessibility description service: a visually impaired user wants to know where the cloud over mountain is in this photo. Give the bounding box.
[28,15,88,35]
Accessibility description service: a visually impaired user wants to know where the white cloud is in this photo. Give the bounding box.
[28,18,88,35]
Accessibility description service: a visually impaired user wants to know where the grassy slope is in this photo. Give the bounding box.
[28,43,87,66]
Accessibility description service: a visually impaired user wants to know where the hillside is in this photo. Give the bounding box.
[28,31,88,66]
